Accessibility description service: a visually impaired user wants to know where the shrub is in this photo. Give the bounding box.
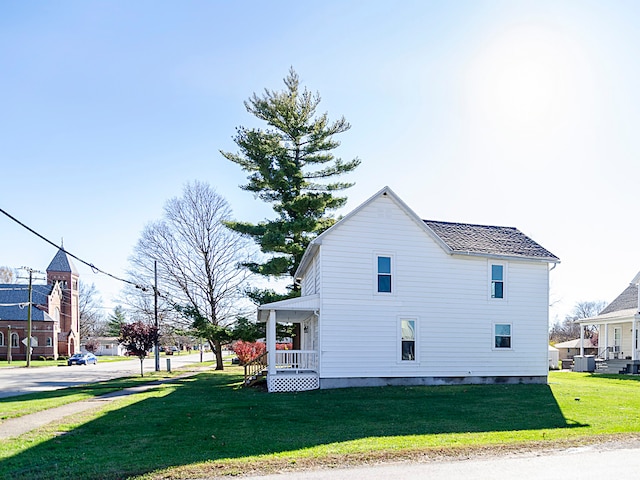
[232,341,266,365]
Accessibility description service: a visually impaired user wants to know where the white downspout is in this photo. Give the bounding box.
[267,310,276,376]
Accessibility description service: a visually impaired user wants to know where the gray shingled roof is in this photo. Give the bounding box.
[47,249,79,275]
[424,220,559,261]
[0,283,54,321]
[599,284,638,315]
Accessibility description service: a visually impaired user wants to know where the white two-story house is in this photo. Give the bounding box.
[255,187,560,392]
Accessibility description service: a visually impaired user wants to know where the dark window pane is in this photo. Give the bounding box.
[492,281,503,298]
[495,336,511,348]
[378,256,391,274]
[402,340,415,360]
[378,274,391,292]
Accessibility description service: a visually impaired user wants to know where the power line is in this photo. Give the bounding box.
[0,206,148,291]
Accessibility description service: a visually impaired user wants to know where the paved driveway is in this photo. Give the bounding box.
[0,352,210,398]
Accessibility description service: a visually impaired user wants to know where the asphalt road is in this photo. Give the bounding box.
[0,352,211,398]
[242,441,640,480]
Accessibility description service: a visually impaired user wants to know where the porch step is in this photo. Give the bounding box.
[595,359,640,375]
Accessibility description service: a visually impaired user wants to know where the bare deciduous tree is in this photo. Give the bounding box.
[0,266,16,283]
[550,300,606,344]
[79,282,105,342]
[128,181,253,370]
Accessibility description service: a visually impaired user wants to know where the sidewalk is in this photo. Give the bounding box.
[0,367,211,440]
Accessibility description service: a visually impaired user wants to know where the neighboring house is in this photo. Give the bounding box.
[0,249,80,360]
[548,345,559,370]
[82,337,127,356]
[254,187,560,392]
[553,338,597,360]
[577,274,640,373]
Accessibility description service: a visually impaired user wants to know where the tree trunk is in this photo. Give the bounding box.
[140,357,144,377]
[213,338,224,370]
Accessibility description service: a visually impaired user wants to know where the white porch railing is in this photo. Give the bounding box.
[274,350,318,371]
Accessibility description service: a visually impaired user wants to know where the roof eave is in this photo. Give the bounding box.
[450,250,560,264]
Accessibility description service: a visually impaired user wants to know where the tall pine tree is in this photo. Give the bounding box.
[222,68,360,303]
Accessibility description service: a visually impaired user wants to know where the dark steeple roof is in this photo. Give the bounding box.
[423,220,560,261]
[47,249,79,275]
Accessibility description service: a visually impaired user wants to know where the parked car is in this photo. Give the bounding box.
[164,346,179,355]
[67,352,98,366]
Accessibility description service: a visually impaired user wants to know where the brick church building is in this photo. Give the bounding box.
[0,249,80,360]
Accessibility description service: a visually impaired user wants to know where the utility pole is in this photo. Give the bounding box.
[154,260,160,372]
[20,267,44,368]
[7,325,11,364]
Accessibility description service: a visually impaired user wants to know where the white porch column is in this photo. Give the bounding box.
[633,317,638,361]
[604,324,609,360]
[267,309,276,375]
[580,325,585,356]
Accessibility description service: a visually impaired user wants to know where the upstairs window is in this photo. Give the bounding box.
[494,324,511,349]
[401,319,416,361]
[491,264,504,299]
[377,256,392,293]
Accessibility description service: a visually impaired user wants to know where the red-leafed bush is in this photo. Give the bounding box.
[233,340,266,365]
[275,343,293,350]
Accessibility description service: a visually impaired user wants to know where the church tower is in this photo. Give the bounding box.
[47,249,80,356]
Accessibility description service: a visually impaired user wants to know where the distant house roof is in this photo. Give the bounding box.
[423,220,560,261]
[554,338,597,349]
[47,249,79,275]
[0,283,54,321]
[599,284,637,315]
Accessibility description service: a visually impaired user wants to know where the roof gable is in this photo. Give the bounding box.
[295,186,560,278]
[599,284,637,315]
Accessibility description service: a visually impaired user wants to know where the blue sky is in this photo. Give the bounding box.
[1,1,639,323]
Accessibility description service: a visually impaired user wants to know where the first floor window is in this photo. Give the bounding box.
[401,319,415,361]
[46,337,53,347]
[494,324,511,349]
[10,333,19,348]
[0,332,4,346]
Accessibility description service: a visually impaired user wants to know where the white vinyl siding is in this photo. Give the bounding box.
[315,193,550,379]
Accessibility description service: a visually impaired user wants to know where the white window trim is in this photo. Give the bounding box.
[374,252,396,296]
[398,316,418,363]
[0,332,4,346]
[493,322,513,351]
[488,261,508,301]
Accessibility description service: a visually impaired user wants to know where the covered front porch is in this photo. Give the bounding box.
[255,294,320,392]
[578,309,640,373]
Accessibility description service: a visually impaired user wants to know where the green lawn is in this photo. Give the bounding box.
[1,370,639,479]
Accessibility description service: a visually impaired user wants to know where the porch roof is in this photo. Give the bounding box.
[257,294,319,323]
[577,308,637,325]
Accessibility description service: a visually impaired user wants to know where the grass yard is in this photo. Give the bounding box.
[0,369,639,479]
[0,372,178,421]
